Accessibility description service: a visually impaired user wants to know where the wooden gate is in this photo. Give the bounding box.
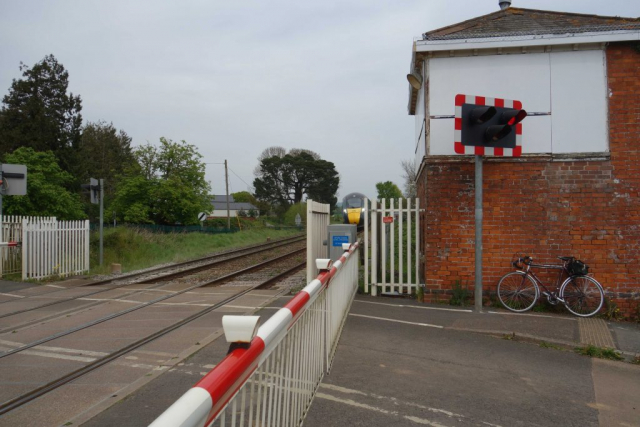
[364,198,422,296]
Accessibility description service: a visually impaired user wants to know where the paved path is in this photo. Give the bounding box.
[304,295,640,427]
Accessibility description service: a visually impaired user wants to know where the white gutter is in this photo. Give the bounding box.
[415,30,640,52]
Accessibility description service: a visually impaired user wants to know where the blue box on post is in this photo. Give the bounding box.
[326,224,357,261]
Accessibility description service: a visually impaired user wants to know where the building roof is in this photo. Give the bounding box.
[210,196,257,211]
[423,7,640,41]
[212,195,235,203]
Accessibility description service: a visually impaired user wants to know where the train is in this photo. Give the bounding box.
[342,192,369,229]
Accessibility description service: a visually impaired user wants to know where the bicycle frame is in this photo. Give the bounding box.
[521,261,568,303]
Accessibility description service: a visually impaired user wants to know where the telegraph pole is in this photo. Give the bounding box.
[224,160,231,229]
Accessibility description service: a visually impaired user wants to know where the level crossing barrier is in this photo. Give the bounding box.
[149,242,360,427]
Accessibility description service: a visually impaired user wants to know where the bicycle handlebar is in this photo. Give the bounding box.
[513,255,533,268]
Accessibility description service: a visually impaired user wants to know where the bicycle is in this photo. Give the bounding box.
[497,255,604,317]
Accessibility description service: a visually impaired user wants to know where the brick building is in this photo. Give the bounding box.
[408,6,640,317]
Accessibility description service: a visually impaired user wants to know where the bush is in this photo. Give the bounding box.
[450,280,470,306]
[284,203,306,226]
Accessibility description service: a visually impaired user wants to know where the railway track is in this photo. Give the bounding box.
[0,245,306,417]
[0,234,305,323]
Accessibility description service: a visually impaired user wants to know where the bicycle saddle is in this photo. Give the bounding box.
[557,256,574,261]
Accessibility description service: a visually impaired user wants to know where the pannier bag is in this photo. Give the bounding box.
[567,259,589,276]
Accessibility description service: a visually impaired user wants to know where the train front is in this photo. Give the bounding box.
[343,193,366,228]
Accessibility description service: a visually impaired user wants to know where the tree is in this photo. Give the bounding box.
[400,159,417,198]
[109,138,211,225]
[0,55,82,172]
[2,147,85,219]
[76,121,136,194]
[376,181,403,201]
[231,191,257,205]
[253,147,340,210]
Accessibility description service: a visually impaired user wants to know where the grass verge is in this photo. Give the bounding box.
[574,344,624,361]
[89,226,302,275]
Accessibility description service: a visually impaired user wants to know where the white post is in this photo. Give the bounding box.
[306,200,314,284]
[390,198,395,293]
[364,198,369,294]
[407,198,412,288]
[371,202,378,297]
[381,198,386,294]
[399,198,403,293]
[21,219,27,280]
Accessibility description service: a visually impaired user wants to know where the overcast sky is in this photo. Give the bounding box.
[1,0,638,200]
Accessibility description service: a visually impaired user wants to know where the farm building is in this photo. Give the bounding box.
[408,4,640,316]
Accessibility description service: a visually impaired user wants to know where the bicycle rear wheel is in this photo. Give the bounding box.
[559,275,604,317]
[497,272,539,313]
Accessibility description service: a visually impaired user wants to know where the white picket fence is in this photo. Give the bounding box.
[306,199,330,283]
[21,219,90,280]
[0,216,56,277]
[0,215,90,280]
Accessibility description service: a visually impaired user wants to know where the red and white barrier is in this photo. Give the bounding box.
[0,241,18,247]
[150,242,360,427]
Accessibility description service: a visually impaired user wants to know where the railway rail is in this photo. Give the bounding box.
[0,245,306,416]
[0,234,305,323]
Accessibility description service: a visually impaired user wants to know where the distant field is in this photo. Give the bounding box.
[89,226,302,275]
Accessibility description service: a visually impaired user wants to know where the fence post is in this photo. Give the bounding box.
[21,219,27,280]
[84,220,90,273]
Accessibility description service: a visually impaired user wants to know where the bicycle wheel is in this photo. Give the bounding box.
[497,272,539,312]
[559,275,604,317]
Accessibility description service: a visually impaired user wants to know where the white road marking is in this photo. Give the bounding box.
[354,300,473,313]
[45,284,66,289]
[0,292,24,298]
[318,383,502,427]
[0,346,97,363]
[349,313,444,329]
[315,392,395,415]
[315,393,452,427]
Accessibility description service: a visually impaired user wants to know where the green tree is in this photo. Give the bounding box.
[2,147,85,219]
[76,121,135,192]
[231,191,257,205]
[0,55,83,172]
[253,147,339,210]
[376,181,403,201]
[400,159,417,198]
[109,138,211,225]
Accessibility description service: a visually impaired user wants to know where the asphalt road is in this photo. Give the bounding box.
[303,300,640,427]
[80,294,640,427]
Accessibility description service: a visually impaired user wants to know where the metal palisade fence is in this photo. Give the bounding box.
[150,242,360,427]
[19,218,90,280]
[306,199,330,283]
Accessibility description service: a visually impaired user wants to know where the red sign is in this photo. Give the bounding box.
[383,216,394,224]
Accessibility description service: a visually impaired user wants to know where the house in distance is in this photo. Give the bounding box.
[209,195,260,218]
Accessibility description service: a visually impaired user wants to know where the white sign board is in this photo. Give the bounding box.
[198,212,208,222]
[1,164,27,196]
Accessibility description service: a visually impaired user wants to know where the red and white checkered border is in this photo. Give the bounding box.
[454,94,523,157]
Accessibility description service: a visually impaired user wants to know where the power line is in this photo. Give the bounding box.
[229,167,254,191]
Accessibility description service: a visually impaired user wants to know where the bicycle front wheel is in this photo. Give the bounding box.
[559,275,604,317]
[497,272,539,313]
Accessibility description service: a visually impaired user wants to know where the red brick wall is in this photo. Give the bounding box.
[417,43,640,318]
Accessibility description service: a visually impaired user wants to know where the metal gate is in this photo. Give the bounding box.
[364,198,422,296]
